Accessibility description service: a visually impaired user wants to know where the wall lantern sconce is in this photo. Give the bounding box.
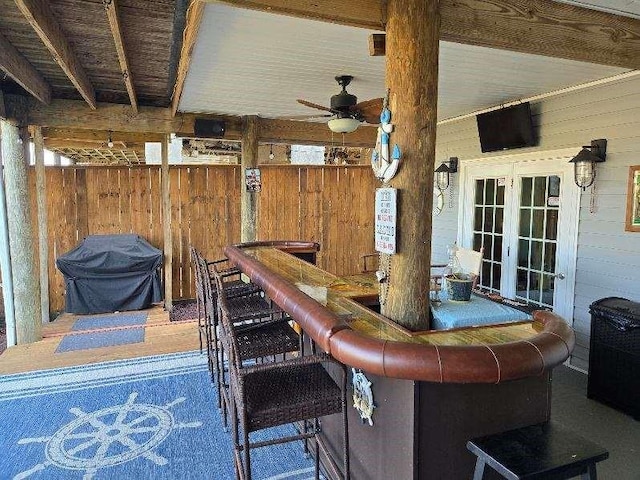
[435,157,458,191]
[569,139,607,190]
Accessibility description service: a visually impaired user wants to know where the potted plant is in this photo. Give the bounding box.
[445,272,474,302]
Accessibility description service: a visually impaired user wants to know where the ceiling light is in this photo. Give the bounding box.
[328,117,360,134]
[107,131,114,148]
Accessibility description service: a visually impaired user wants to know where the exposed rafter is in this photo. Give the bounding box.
[104,0,138,113]
[171,0,205,116]
[0,32,52,104]
[43,138,144,150]
[42,128,164,144]
[14,0,97,109]
[9,96,377,146]
[207,0,640,69]
[207,0,385,30]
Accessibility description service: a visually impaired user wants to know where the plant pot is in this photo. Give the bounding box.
[445,274,473,302]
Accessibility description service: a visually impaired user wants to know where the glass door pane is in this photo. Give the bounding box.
[472,177,506,293]
[515,175,560,308]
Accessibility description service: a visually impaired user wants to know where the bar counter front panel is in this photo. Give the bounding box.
[225,245,574,479]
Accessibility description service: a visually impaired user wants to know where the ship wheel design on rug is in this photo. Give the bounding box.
[13,392,202,479]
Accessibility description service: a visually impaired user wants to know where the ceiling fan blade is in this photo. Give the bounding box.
[297,99,334,113]
[274,114,333,120]
[353,97,384,124]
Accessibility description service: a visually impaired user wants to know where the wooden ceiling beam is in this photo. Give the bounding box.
[15,0,97,109]
[42,128,164,143]
[207,0,640,69]
[206,0,386,30]
[171,0,205,116]
[0,32,52,104]
[104,0,138,113]
[12,96,376,146]
[43,138,144,150]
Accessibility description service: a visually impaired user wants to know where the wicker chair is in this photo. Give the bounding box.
[216,276,350,480]
[191,248,262,383]
[207,258,300,424]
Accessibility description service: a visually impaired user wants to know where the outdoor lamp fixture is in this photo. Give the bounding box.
[435,157,458,191]
[327,114,360,134]
[107,131,114,148]
[569,139,607,190]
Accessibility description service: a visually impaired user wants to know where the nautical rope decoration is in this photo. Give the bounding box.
[371,90,401,183]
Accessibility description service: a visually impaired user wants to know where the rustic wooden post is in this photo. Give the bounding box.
[53,152,61,166]
[33,126,50,323]
[161,133,172,310]
[381,0,440,330]
[241,115,258,242]
[19,126,30,166]
[0,124,17,346]
[0,119,42,343]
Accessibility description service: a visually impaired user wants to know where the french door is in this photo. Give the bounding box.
[459,151,580,322]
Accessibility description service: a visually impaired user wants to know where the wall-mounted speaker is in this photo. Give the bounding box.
[194,119,225,138]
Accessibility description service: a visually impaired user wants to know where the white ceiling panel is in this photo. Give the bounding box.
[555,0,640,18]
[179,3,629,122]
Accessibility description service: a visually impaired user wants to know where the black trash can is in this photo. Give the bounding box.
[587,297,640,419]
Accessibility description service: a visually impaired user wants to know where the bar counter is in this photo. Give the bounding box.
[225,244,574,384]
[224,243,575,479]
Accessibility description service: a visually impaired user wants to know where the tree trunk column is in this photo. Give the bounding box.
[382,0,440,330]
[0,120,42,344]
[241,115,258,242]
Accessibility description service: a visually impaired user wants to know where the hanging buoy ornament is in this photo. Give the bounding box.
[371,93,401,183]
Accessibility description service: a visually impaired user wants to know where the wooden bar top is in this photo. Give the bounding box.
[226,244,575,383]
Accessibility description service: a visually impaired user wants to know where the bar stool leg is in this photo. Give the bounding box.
[581,463,597,480]
[472,456,486,480]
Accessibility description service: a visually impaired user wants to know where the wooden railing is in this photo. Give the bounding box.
[28,165,376,314]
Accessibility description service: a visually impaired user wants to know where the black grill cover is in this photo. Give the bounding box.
[56,234,163,314]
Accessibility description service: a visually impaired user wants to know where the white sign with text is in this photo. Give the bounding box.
[375,188,397,254]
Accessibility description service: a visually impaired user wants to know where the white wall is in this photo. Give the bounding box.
[433,73,640,370]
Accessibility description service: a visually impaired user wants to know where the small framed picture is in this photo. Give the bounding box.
[245,168,261,192]
[625,165,640,232]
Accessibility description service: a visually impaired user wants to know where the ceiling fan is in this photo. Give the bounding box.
[293,75,383,133]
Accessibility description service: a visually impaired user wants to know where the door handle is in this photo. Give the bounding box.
[554,272,566,280]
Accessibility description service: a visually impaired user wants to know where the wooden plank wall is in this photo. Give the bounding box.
[258,166,376,276]
[29,165,375,314]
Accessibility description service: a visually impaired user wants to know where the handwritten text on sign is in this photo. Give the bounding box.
[375,187,397,254]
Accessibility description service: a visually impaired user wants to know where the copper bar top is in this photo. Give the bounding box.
[225,244,575,384]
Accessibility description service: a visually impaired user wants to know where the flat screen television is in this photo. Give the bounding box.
[476,102,536,153]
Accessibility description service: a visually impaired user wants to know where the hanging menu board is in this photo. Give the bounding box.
[375,187,397,254]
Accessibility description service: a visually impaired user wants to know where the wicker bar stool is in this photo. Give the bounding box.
[206,258,300,422]
[216,282,350,480]
[191,248,263,383]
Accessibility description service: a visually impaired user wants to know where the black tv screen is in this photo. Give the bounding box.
[476,103,536,153]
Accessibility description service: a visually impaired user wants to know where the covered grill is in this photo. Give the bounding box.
[56,234,163,314]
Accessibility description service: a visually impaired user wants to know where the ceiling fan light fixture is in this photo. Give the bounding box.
[327,116,360,133]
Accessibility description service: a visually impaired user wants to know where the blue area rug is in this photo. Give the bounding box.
[56,329,146,353]
[0,352,320,479]
[71,313,148,332]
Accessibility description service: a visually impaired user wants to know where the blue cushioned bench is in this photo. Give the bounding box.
[431,291,532,330]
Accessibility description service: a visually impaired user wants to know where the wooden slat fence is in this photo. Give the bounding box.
[257,166,376,276]
[28,165,375,314]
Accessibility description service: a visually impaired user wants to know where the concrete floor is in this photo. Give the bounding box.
[552,366,640,480]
